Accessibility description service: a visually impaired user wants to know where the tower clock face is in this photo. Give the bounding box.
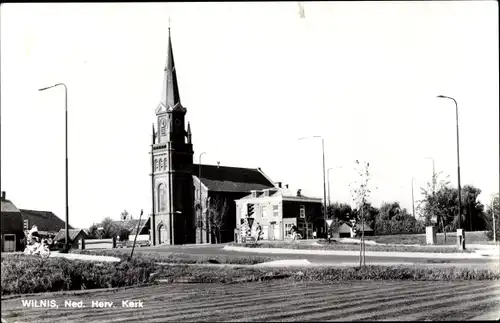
[160,118,167,135]
[175,119,181,126]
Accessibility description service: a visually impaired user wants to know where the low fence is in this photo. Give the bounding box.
[80,238,116,250]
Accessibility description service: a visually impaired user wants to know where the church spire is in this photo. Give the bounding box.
[160,26,181,110]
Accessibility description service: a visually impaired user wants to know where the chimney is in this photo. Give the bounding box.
[1,191,5,201]
[297,189,302,197]
[275,182,282,188]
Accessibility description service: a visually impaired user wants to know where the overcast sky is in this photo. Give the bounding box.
[1,2,498,229]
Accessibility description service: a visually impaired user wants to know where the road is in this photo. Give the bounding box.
[132,244,500,268]
[2,281,499,322]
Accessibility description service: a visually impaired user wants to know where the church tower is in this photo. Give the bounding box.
[151,27,195,245]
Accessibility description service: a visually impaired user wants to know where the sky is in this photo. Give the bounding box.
[1,2,499,229]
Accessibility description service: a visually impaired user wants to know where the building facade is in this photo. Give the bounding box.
[0,192,25,252]
[150,27,195,246]
[149,29,277,245]
[235,185,323,241]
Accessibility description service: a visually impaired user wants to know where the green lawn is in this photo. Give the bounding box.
[365,231,495,246]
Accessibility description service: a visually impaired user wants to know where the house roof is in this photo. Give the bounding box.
[237,187,322,203]
[20,209,71,233]
[334,223,353,233]
[54,229,87,242]
[1,199,20,213]
[110,218,149,235]
[355,223,373,231]
[193,164,275,193]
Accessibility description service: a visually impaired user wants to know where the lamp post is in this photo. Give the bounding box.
[437,95,464,249]
[424,157,436,194]
[411,177,416,219]
[198,152,206,242]
[39,83,69,250]
[327,166,343,207]
[299,136,328,236]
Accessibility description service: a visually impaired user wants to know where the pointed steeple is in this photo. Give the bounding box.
[160,27,181,110]
[187,122,192,144]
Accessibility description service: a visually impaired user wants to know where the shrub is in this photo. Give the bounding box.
[1,254,157,295]
[154,264,500,283]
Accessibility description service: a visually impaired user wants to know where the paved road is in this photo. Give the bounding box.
[132,244,500,268]
[2,281,499,322]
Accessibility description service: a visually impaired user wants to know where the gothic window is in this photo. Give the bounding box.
[155,159,159,171]
[159,158,163,171]
[158,183,166,213]
[164,158,167,170]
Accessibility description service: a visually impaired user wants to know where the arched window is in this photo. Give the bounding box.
[158,183,166,213]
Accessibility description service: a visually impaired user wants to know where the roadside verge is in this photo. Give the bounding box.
[223,245,499,259]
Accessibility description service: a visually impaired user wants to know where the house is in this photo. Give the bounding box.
[193,165,276,244]
[54,229,87,249]
[110,218,150,237]
[0,191,25,252]
[20,209,70,238]
[235,185,324,241]
[333,223,353,238]
[332,222,374,238]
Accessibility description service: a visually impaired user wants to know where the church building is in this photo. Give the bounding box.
[149,29,276,245]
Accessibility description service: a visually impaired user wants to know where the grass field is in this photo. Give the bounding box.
[2,280,499,322]
[366,231,495,245]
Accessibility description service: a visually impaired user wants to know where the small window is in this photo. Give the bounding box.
[273,205,279,217]
[262,206,268,218]
[300,205,305,218]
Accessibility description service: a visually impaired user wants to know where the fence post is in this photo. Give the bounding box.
[112,236,116,248]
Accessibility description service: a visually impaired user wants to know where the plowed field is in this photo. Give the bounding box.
[2,280,499,322]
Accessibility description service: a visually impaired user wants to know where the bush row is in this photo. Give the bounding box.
[155,264,500,283]
[373,220,426,236]
[231,241,475,253]
[1,253,157,296]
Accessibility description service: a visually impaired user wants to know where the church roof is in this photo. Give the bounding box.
[193,164,275,193]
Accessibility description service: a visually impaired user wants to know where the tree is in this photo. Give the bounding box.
[417,172,452,241]
[205,195,231,244]
[485,193,499,241]
[118,228,130,241]
[120,210,130,221]
[378,202,403,221]
[327,202,353,223]
[87,224,98,239]
[100,216,117,239]
[349,160,372,267]
[461,185,487,231]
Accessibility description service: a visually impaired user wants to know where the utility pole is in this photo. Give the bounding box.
[411,177,415,219]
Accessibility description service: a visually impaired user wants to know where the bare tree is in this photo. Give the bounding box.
[120,210,129,221]
[203,195,231,244]
[349,160,372,267]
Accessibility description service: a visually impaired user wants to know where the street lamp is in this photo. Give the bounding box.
[299,136,328,236]
[198,152,207,242]
[39,83,69,250]
[424,157,436,194]
[411,177,416,219]
[437,95,464,249]
[327,166,343,207]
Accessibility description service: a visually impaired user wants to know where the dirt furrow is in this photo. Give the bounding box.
[154,282,473,322]
[245,282,493,322]
[298,284,500,321]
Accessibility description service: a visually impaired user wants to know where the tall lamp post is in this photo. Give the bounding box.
[411,177,416,219]
[299,136,327,236]
[424,157,436,193]
[39,83,69,250]
[437,95,464,249]
[198,152,206,242]
[327,166,343,207]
